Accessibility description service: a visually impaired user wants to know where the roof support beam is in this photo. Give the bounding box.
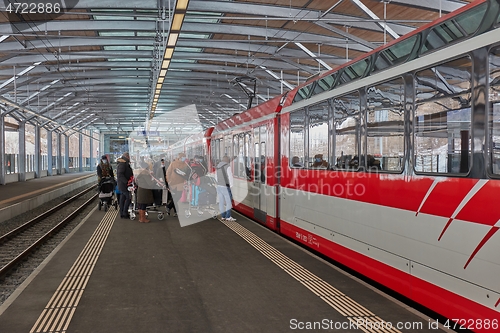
[351,0,399,40]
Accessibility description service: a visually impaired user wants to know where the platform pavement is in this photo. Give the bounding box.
[0,172,95,222]
[0,206,448,333]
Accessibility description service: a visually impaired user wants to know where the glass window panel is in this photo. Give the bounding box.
[312,73,337,96]
[94,15,134,21]
[338,59,368,84]
[373,35,418,72]
[69,134,79,168]
[367,78,405,172]
[290,109,306,168]
[180,33,210,39]
[455,3,487,34]
[260,142,266,183]
[99,31,135,37]
[5,117,19,174]
[40,127,48,170]
[489,47,500,174]
[25,123,35,172]
[254,127,260,181]
[415,57,472,174]
[233,135,239,177]
[308,102,329,169]
[333,93,360,170]
[293,83,314,103]
[225,135,232,160]
[244,132,252,179]
[421,4,486,54]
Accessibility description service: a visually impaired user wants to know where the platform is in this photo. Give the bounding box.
[0,207,449,333]
[0,172,95,222]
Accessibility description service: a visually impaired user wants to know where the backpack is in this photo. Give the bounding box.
[175,166,191,180]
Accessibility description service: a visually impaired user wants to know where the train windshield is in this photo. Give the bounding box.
[421,3,487,54]
[373,35,418,73]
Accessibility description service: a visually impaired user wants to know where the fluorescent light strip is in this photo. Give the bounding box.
[167,33,179,47]
[172,14,184,31]
[151,0,190,119]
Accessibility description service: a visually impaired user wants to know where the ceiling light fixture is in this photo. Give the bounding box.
[150,0,190,118]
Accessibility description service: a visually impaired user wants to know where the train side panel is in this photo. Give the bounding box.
[280,103,500,332]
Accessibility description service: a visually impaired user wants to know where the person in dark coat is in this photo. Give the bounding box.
[117,152,134,219]
[135,162,155,223]
[156,158,174,211]
[96,155,114,184]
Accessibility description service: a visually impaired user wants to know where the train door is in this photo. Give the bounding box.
[252,125,267,223]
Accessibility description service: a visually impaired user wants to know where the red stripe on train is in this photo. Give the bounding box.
[280,220,500,332]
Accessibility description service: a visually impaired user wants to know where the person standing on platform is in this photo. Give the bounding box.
[165,152,190,217]
[215,155,236,222]
[156,158,173,209]
[135,162,155,223]
[117,152,134,219]
[96,155,114,184]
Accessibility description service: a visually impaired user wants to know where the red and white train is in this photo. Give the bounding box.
[167,0,500,330]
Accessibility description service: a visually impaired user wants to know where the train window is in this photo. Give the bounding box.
[260,140,266,183]
[308,101,329,169]
[211,138,220,167]
[367,78,405,172]
[421,4,487,54]
[311,73,337,96]
[373,35,418,73]
[415,57,472,174]
[333,92,360,170]
[233,135,240,177]
[244,132,252,179]
[290,109,306,168]
[224,135,231,158]
[254,127,260,181]
[338,59,369,86]
[488,47,500,175]
[293,83,314,104]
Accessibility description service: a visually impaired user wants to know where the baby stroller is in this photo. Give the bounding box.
[98,177,117,212]
[185,175,218,219]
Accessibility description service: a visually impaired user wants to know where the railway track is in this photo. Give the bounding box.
[0,186,97,280]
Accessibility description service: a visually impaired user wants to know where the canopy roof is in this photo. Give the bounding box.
[0,0,473,142]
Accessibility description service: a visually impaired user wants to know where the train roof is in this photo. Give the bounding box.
[213,94,283,132]
[284,0,491,107]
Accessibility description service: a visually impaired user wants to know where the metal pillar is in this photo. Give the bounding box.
[89,130,94,171]
[79,133,83,172]
[18,121,26,181]
[47,130,53,176]
[57,133,62,175]
[35,124,41,178]
[0,115,5,185]
[64,134,69,173]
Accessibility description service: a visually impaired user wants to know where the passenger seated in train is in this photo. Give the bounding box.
[348,156,359,169]
[291,156,303,167]
[312,154,328,168]
[367,155,381,170]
